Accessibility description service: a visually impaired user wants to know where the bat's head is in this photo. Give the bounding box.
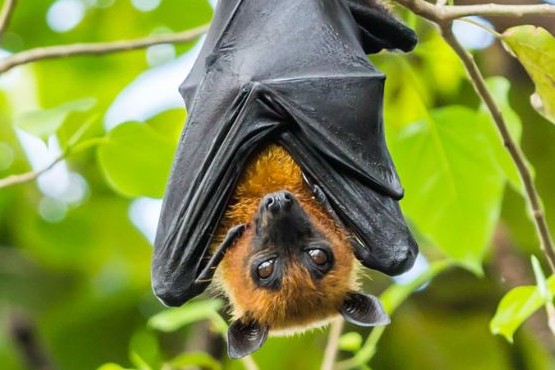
[218,188,389,359]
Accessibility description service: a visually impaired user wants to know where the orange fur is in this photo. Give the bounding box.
[214,145,358,332]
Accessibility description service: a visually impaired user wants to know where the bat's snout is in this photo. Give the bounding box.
[261,191,295,214]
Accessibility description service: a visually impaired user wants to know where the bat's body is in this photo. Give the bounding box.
[152,0,419,358]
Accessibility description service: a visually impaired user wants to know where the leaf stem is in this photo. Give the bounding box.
[0,24,209,74]
[456,17,502,38]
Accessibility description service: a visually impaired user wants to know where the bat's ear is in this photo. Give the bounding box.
[340,292,391,326]
[227,317,269,359]
[347,0,418,53]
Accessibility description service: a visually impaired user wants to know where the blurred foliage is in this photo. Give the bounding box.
[1,0,555,369]
[97,109,184,198]
[14,98,97,141]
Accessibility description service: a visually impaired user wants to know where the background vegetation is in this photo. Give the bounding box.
[1,0,555,369]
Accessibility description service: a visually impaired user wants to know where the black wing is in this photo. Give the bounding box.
[152,0,418,306]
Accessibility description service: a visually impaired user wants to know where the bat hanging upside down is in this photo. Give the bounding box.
[152,0,419,360]
[213,144,389,358]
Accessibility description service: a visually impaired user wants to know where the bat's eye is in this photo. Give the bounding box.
[257,259,275,279]
[303,246,333,280]
[308,249,328,266]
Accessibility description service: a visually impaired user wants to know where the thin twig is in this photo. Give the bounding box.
[394,0,555,24]
[0,24,209,74]
[0,155,64,189]
[439,27,555,272]
[0,0,17,38]
[440,3,555,21]
[321,318,344,370]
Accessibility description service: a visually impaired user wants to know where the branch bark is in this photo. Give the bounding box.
[0,24,209,74]
[0,0,17,38]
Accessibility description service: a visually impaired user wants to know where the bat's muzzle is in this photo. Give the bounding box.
[255,190,315,248]
[257,191,303,233]
[262,191,294,214]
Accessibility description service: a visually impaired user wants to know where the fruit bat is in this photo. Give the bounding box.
[152,0,419,358]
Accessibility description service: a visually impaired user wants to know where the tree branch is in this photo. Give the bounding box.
[0,24,209,74]
[393,0,555,24]
[0,0,17,38]
[392,0,555,272]
[441,3,555,21]
[0,154,64,189]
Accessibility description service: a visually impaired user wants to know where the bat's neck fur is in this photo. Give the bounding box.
[214,144,358,334]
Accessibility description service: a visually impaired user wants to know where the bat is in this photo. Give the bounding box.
[214,144,393,358]
[152,0,419,358]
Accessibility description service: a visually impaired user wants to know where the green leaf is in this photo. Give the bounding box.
[502,26,555,124]
[148,299,224,333]
[169,352,221,370]
[14,98,96,140]
[390,107,506,273]
[97,119,179,198]
[339,332,363,352]
[477,77,523,191]
[129,330,161,370]
[490,275,555,342]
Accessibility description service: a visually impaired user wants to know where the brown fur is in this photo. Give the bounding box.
[213,145,358,332]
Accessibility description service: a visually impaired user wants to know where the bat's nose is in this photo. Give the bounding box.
[263,191,294,213]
